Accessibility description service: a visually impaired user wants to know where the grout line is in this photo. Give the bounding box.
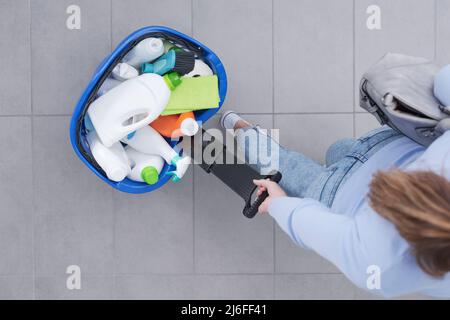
[214,111,357,115]
[28,270,344,277]
[0,112,358,117]
[110,0,113,51]
[191,0,194,37]
[30,114,71,117]
[109,0,117,301]
[112,272,345,277]
[191,0,196,275]
[192,168,196,274]
[3,272,343,278]
[352,0,356,138]
[29,0,36,300]
[0,114,33,117]
[434,0,438,62]
[271,0,275,116]
[271,0,276,300]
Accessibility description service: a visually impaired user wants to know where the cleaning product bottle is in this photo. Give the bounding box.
[122,125,190,181]
[88,72,182,147]
[86,131,130,182]
[97,78,122,97]
[141,49,195,76]
[125,147,165,185]
[122,37,164,68]
[150,111,199,138]
[112,63,139,81]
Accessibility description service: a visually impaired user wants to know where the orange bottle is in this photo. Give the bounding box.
[150,111,199,138]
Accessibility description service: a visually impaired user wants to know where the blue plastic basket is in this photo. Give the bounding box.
[70,26,227,194]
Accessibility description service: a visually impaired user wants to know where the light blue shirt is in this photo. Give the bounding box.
[269,131,450,298]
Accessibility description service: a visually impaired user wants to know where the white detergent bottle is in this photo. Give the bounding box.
[125,147,165,185]
[123,38,164,68]
[87,72,182,147]
[111,63,139,81]
[122,126,190,181]
[86,131,130,182]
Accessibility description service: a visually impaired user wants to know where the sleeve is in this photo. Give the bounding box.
[268,196,358,269]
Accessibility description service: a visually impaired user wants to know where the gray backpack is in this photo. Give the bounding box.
[359,53,450,146]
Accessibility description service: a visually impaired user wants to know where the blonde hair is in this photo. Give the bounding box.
[369,170,450,277]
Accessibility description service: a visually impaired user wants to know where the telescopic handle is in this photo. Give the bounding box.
[242,171,282,219]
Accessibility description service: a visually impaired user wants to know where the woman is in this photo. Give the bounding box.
[220,111,450,298]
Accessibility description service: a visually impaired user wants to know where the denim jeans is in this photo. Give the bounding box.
[235,125,403,208]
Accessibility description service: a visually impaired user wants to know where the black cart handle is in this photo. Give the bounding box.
[243,171,282,219]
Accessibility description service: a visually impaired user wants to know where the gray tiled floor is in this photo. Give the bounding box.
[0,118,33,275]
[31,0,111,115]
[0,1,30,115]
[0,0,443,299]
[114,171,194,274]
[194,0,273,113]
[274,0,354,113]
[35,276,115,300]
[437,0,450,65]
[112,0,192,46]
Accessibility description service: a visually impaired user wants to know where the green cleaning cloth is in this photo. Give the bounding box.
[161,75,220,116]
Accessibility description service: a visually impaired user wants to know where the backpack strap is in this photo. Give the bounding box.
[359,79,388,125]
[439,104,450,116]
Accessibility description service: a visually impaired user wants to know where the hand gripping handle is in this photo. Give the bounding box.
[242,171,282,219]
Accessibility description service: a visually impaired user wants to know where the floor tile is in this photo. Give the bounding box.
[194,169,274,273]
[354,286,435,300]
[194,275,273,300]
[194,114,274,274]
[436,0,450,65]
[355,0,435,106]
[31,0,111,115]
[36,276,114,300]
[275,274,355,299]
[355,113,381,137]
[115,275,196,299]
[274,0,353,113]
[112,0,192,47]
[0,276,34,300]
[0,0,31,115]
[114,170,194,274]
[33,116,114,275]
[275,230,339,274]
[0,117,33,275]
[274,114,354,164]
[193,0,273,113]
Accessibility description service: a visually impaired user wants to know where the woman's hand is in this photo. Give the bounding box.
[253,179,287,214]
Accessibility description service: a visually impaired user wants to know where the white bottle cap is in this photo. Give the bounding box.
[146,38,164,55]
[112,63,139,81]
[108,167,129,182]
[180,118,199,136]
